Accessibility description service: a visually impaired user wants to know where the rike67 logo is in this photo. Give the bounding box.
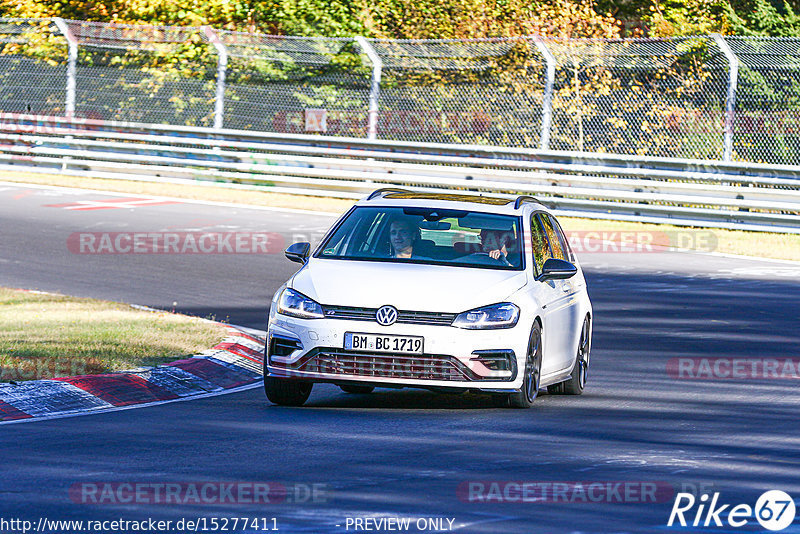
[668,490,796,531]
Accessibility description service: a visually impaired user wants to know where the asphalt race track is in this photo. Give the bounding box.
[1,182,799,533]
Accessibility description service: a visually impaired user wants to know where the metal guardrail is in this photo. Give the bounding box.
[0,114,798,233]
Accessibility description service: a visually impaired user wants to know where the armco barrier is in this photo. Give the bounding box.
[0,114,798,233]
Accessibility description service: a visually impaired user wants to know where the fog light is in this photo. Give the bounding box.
[470,349,515,374]
[269,334,302,363]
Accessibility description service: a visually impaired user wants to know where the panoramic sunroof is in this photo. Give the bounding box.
[383,192,513,205]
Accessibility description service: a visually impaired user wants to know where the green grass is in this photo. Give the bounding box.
[0,288,228,382]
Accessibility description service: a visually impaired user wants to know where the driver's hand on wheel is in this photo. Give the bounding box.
[488,249,503,260]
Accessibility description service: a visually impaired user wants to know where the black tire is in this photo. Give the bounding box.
[548,316,590,396]
[264,377,312,406]
[339,385,375,394]
[505,322,543,409]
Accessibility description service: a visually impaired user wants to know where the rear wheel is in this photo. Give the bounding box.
[502,322,542,409]
[548,316,590,395]
[264,377,312,406]
[339,385,375,394]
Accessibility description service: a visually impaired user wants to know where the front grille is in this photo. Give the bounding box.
[322,305,374,321]
[300,349,472,381]
[323,305,456,326]
[397,310,456,326]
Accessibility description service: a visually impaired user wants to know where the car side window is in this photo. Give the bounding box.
[320,215,356,256]
[321,210,380,257]
[530,214,550,276]
[360,211,386,254]
[541,213,567,261]
[549,215,574,263]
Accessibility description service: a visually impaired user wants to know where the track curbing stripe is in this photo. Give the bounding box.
[0,329,265,423]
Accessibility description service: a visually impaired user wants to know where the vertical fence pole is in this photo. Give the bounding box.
[533,36,556,151]
[52,18,77,119]
[355,36,382,140]
[203,26,228,131]
[712,34,739,162]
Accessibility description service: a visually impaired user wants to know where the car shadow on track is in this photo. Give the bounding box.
[270,385,574,410]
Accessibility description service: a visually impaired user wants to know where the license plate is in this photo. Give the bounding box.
[344,332,424,354]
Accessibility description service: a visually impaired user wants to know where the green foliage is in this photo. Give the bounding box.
[260,0,367,36]
[0,0,366,36]
[725,0,800,36]
[0,0,624,39]
[3,0,800,38]
[648,0,729,35]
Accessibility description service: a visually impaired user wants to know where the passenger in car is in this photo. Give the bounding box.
[480,229,519,267]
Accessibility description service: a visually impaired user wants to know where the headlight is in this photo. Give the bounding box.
[452,303,519,330]
[268,284,286,322]
[277,288,324,319]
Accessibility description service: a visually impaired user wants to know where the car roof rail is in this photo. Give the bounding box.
[514,195,548,209]
[366,188,412,200]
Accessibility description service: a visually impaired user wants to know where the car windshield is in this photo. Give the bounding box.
[315,206,524,270]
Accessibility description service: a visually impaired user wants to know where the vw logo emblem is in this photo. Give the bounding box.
[376,305,398,326]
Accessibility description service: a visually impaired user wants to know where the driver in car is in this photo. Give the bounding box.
[388,217,421,258]
[480,229,519,267]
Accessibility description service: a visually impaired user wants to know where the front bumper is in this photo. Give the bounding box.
[266,315,527,391]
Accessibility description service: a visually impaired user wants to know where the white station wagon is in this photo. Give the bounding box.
[264,190,592,408]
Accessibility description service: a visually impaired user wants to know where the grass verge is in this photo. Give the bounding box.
[0,287,228,382]
[2,170,798,261]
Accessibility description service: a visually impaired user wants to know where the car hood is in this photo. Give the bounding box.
[290,258,527,312]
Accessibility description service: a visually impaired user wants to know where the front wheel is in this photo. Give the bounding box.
[501,322,542,409]
[264,377,312,406]
[548,316,590,395]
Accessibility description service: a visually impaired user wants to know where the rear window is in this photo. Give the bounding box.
[315,207,524,270]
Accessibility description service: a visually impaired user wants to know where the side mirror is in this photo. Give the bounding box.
[537,258,577,281]
[285,242,311,265]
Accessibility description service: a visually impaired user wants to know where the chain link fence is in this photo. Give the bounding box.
[370,38,547,147]
[547,37,731,160]
[727,37,800,165]
[2,18,800,165]
[218,31,370,136]
[66,20,217,126]
[0,19,68,116]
